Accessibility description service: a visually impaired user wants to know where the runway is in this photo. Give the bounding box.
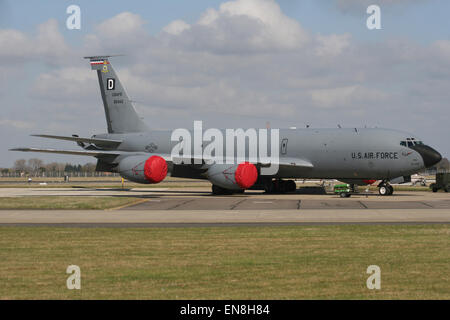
[122,196,449,210]
[0,208,449,227]
[0,187,448,226]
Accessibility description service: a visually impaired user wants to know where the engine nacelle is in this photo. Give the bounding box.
[118,155,167,184]
[206,162,258,191]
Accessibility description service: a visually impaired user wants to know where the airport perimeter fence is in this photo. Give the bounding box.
[0,172,121,178]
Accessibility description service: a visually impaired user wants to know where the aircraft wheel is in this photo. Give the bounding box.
[212,185,233,195]
[271,180,284,193]
[212,185,223,195]
[264,181,275,194]
[387,185,394,195]
[379,185,389,196]
[286,180,297,192]
[281,180,290,193]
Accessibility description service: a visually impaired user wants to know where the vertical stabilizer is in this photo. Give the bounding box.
[84,56,148,133]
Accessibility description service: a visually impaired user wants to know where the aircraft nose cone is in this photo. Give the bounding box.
[412,145,442,168]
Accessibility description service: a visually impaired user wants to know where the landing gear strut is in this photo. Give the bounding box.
[264,179,297,194]
[378,181,394,196]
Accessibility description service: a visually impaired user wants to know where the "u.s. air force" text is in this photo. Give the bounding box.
[351,152,398,160]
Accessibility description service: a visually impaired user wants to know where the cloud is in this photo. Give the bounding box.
[0,119,33,130]
[161,0,309,53]
[315,33,351,57]
[0,29,30,61]
[97,12,147,38]
[432,40,450,63]
[34,19,71,62]
[162,20,191,35]
[25,8,450,129]
[310,85,388,109]
[0,19,70,65]
[83,12,153,55]
[30,67,98,103]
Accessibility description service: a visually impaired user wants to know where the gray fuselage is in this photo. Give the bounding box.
[94,127,437,180]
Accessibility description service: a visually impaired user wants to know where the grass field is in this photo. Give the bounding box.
[0,225,448,299]
[0,196,142,210]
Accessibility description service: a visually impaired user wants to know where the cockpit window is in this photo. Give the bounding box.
[401,139,424,147]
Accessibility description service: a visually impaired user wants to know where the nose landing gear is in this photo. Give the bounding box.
[378,181,394,196]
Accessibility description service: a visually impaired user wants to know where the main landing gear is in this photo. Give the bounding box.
[211,185,245,195]
[378,181,394,196]
[264,179,297,194]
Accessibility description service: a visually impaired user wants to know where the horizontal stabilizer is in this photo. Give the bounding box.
[31,134,122,148]
[83,55,124,60]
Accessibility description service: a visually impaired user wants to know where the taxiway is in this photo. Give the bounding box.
[0,187,448,226]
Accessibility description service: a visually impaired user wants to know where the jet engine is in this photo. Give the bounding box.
[206,162,258,191]
[118,155,167,184]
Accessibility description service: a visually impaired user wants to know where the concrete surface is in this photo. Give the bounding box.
[0,187,448,226]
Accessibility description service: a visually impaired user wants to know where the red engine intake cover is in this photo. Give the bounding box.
[144,156,167,183]
[363,179,377,185]
[234,162,258,189]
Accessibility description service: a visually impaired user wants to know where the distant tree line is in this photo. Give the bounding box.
[0,158,116,177]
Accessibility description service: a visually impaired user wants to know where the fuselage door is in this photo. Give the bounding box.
[281,138,288,155]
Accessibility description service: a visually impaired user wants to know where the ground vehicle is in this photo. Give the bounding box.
[334,184,352,198]
[430,173,449,192]
[411,173,427,186]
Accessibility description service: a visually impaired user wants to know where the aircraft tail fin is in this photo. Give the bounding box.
[84,55,148,134]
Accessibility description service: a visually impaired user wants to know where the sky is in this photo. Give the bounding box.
[0,0,449,167]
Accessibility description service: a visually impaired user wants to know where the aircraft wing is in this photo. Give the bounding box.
[31,134,122,148]
[172,156,314,168]
[10,148,174,162]
[10,147,312,173]
[9,148,122,158]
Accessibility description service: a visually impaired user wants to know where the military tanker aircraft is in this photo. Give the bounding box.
[11,56,442,195]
